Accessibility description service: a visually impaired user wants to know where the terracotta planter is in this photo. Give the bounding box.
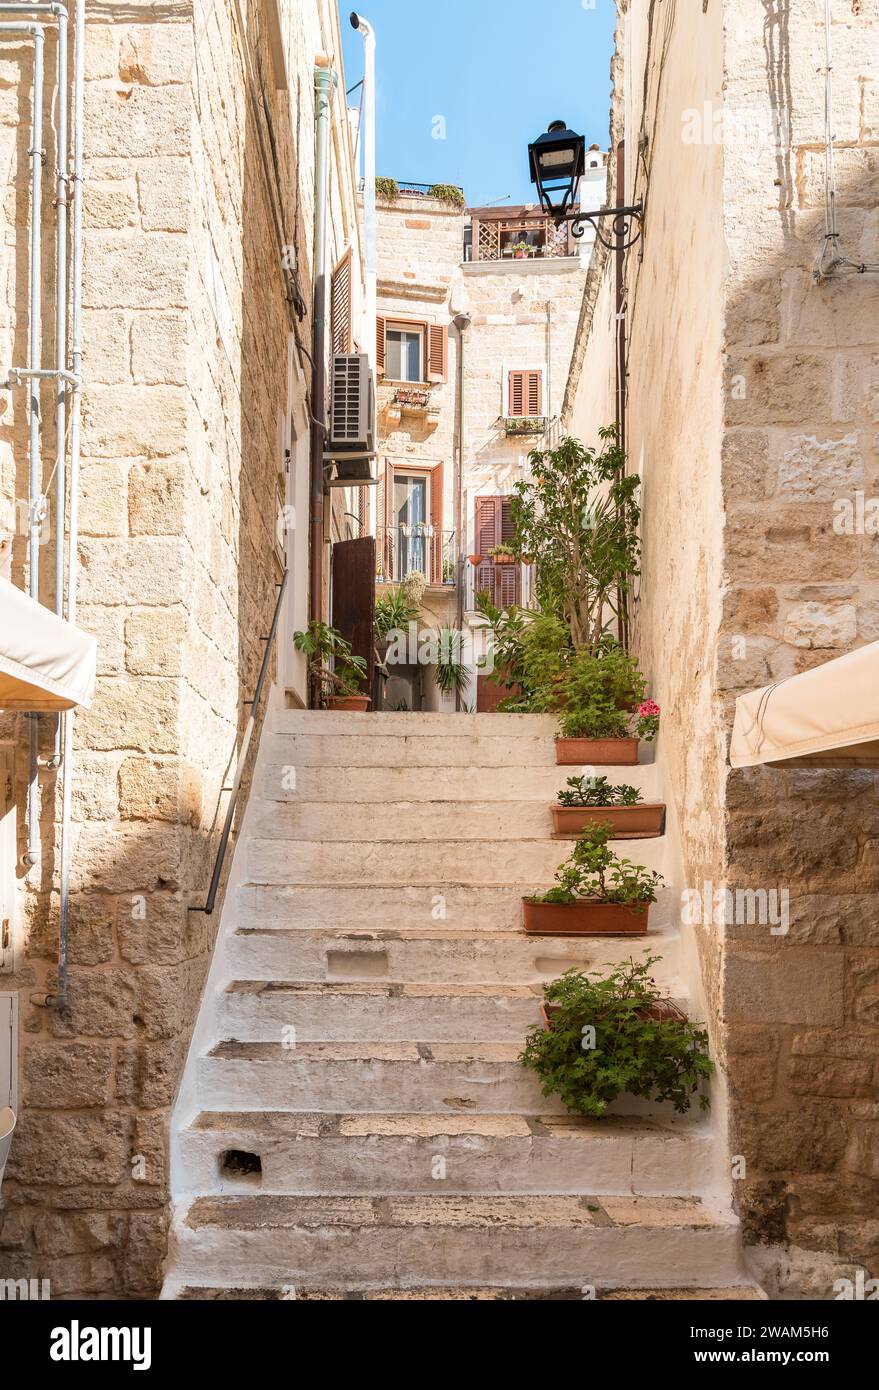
[551,803,665,838]
[328,694,371,712]
[522,898,651,936]
[555,736,639,765]
[540,996,683,1031]
[468,554,483,567]
[491,553,516,565]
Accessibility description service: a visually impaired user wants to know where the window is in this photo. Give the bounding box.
[377,460,445,584]
[508,369,543,418]
[474,495,520,609]
[376,317,447,383]
[386,325,423,382]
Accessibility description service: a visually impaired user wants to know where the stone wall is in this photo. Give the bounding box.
[719,0,879,1281]
[566,0,879,1287]
[0,0,359,1297]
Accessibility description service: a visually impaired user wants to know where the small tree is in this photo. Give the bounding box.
[509,427,641,654]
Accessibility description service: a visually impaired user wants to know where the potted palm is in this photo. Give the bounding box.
[293,621,370,711]
[520,957,713,1117]
[522,822,663,935]
[552,775,665,838]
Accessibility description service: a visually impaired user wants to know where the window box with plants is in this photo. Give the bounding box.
[488,543,517,566]
[520,956,713,1118]
[395,387,431,412]
[504,416,546,437]
[293,621,370,712]
[552,775,665,838]
[522,822,663,936]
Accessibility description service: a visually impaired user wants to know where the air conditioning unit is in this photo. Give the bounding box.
[327,352,376,484]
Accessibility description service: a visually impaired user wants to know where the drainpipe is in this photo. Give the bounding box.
[309,60,338,676]
[44,0,83,1010]
[545,300,552,422]
[452,313,470,709]
[50,4,69,769]
[349,14,376,388]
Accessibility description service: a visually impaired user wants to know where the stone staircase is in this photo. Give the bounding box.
[164,709,755,1299]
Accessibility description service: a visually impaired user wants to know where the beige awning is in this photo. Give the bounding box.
[0,578,97,711]
[730,641,879,768]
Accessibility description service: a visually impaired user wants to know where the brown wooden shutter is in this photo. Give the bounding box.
[429,461,444,583]
[427,323,448,382]
[330,249,352,354]
[376,315,386,375]
[357,483,369,535]
[497,560,520,608]
[527,370,543,416]
[377,463,394,580]
[474,495,499,599]
[508,371,524,417]
[500,496,516,544]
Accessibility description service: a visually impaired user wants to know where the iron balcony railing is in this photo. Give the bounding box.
[375,525,456,587]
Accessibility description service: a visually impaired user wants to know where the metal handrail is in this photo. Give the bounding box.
[191,570,288,916]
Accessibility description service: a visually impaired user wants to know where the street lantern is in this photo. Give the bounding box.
[527,120,645,253]
[528,121,585,222]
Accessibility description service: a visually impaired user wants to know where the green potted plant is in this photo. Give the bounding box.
[520,957,713,1117]
[552,775,665,838]
[512,240,531,259]
[293,621,370,711]
[522,822,663,935]
[552,646,659,764]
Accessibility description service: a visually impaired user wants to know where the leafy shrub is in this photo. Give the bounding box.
[375,176,399,201]
[428,182,465,207]
[528,822,663,906]
[375,586,420,643]
[519,957,714,1117]
[557,776,642,807]
[555,641,648,739]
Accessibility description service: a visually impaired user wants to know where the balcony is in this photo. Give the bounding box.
[375,525,456,588]
[465,208,577,263]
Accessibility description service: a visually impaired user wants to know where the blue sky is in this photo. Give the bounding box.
[340,1,616,207]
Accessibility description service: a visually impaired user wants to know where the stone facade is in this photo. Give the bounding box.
[0,0,362,1297]
[374,188,589,708]
[566,0,879,1287]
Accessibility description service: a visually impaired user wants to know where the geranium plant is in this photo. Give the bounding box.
[519,956,714,1117]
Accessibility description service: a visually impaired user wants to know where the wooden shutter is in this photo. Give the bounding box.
[427,324,448,382]
[474,495,499,599]
[429,461,444,584]
[330,249,352,354]
[357,483,369,535]
[508,369,542,417]
[376,315,386,375]
[376,463,394,579]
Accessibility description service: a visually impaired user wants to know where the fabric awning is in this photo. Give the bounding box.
[0,578,97,711]
[730,641,879,768]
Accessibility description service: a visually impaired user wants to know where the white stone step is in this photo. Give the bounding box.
[251,799,561,841]
[272,711,562,737]
[247,836,668,886]
[220,980,544,1041]
[260,763,660,803]
[235,883,674,935]
[173,1193,743,1289]
[169,1280,762,1301]
[262,732,563,768]
[179,1110,714,1198]
[224,926,683,986]
[196,1041,706,1117]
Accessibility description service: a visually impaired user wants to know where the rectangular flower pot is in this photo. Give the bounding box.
[522,898,651,936]
[328,694,371,712]
[555,736,639,765]
[551,803,665,838]
[540,997,683,1031]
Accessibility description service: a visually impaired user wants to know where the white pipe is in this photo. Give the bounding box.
[51,7,69,766]
[350,14,376,385]
[48,0,83,1008]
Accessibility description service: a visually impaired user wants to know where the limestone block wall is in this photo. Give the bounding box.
[459,260,588,545]
[0,0,357,1298]
[718,0,879,1275]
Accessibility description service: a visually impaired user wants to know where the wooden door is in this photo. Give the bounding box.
[331,536,376,700]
